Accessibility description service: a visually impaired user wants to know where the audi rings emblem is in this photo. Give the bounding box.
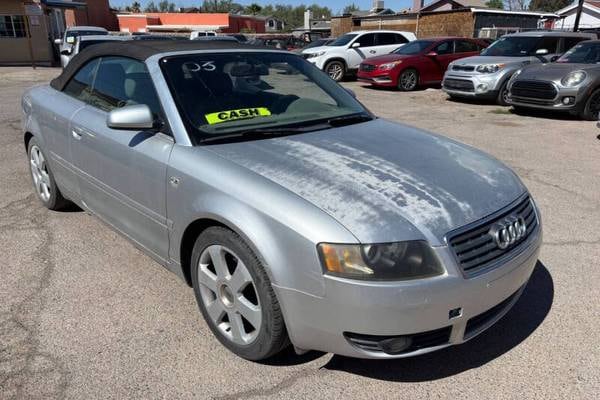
[489,215,527,250]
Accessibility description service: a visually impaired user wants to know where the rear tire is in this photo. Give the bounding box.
[324,60,345,82]
[397,68,419,91]
[191,226,289,361]
[27,137,69,210]
[581,88,600,121]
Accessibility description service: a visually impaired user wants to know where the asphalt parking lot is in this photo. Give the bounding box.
[1,66,599,400]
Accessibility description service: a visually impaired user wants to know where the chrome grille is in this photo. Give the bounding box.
[511,80,557,100]
[443,78,474,92]
[360,63,376,72]
[448,195,538,277]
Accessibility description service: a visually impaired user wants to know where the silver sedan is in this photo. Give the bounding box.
[21,41,542,360]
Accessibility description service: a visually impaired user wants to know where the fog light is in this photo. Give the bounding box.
[562,97,575,105]
[379,336,413,354]
[476,83,488,93]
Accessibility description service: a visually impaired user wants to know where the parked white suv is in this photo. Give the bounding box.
[302,30,417,81]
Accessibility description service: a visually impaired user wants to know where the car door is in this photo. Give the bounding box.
[422,40,454,83]
[346,33,377,69]
[70,56,173,262]
[42,58,101,201]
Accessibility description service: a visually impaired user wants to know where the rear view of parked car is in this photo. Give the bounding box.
[358,37,487,91]
[508,40,600,120]
[55,26,109,67]
[302,30,416,81]
[442,31,595,105]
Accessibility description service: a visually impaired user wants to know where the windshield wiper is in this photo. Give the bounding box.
[198,124,327,144]
[327,113,373,127]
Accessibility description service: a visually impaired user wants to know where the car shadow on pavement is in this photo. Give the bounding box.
[320,261,553,382]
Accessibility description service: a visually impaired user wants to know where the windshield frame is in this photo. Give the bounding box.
[480,36,543,57]
[155,49,372,145]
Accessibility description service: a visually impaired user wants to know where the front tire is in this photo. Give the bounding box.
[581,88,600,121]
[496,80,510,106]
[324,60,345,82]
[191,227,289,361]
[397,68,419,91]
[27,137,68,210]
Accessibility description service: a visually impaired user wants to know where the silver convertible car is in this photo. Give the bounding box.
[21,41,542,360]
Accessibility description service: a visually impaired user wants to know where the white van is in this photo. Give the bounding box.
[189,31,217,40]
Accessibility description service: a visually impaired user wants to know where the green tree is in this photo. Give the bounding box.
[145,1,158,12]
[485,0,504,9]
[343,3,360,14]
[246,3,262,15]
[528,0,571,12]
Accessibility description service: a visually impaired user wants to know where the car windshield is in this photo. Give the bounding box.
[66,30,107,42]
[557,42,600,64]
[328,34,358,46]
[393,40,435,55]
[480,36,541,57]
[160,52,368,143]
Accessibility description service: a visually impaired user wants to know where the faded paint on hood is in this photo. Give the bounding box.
[206,119,525,245]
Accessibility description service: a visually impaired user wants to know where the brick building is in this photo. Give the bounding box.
[117,13,266,34]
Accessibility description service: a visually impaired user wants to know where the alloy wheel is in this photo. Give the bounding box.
[400,70,417,91]
[326,63,344,81]
[29,145,51,202]
[197,245,262,346]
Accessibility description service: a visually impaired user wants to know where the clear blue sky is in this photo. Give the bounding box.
[108,1,416,15]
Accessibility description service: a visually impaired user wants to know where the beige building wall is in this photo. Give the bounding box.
[0,0,53,65]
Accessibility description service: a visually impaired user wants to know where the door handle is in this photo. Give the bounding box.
[72,129,82,140]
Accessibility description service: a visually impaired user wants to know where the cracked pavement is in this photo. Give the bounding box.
[0,68,598,399]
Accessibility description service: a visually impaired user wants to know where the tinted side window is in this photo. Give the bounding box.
[377,33,397,46]
[63,58,100,102]
[356,33,376,47]
[535,37,559,53]
[454,40,478,53]
[90,57,162,118]
[563,37,586,52]
[435,41,452,55]
[394,34,408,44]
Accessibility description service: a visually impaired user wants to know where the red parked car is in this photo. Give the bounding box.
[357,37,488,91]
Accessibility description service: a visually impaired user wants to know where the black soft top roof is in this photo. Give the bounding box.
[50,40,278,91]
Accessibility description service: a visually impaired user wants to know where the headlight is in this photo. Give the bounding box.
[306,51,326,59]
[318,241,444,281]
[476,64,505,73]
[561,70,586,87]
[378,60,402,71]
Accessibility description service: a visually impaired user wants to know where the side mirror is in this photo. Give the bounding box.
[60,49,71,56]
[535,48,549,55]
[351,42,360,48]
[66,36,75,44]
[344,87,356,98]
[54,38,62,45]
[106,104,156,131]
[426,51,438,57]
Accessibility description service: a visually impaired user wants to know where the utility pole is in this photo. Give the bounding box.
[22,2,36,70]
[573,0,585,31]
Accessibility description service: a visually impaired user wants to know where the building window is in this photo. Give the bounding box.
[0,15,27,38]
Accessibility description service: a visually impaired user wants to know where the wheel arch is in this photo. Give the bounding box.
[324,57,347,70]
[24,131,34,151]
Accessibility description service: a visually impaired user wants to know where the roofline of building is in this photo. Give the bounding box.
[555,2,600,15]
[469,8,559,17]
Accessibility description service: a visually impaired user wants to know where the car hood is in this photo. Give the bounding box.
[518,62,599,80]
[302,45,334,54]
[362,54,414,65]
[453,55,531,66]
[206,119,525,245]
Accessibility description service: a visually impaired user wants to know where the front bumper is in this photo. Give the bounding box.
[274,222,542,359]
[305,56,326,70]
[509,84,587,113]
[442,71,506,99]
[357,71,395,87]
